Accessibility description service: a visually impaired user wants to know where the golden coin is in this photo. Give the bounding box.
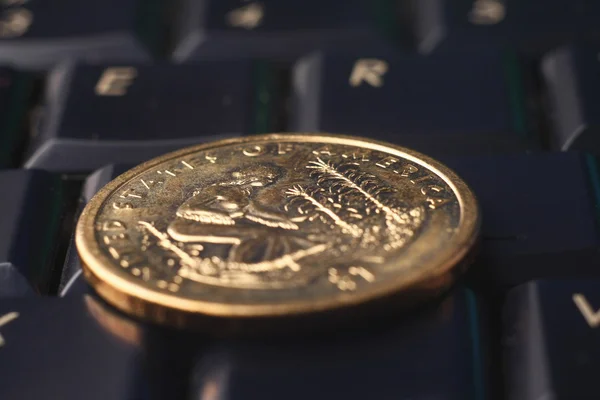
[76,133,480,330]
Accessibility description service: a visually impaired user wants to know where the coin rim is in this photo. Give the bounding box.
[76,133,480,319]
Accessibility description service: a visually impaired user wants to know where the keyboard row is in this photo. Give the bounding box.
[1,281,598,399]
[2,151,598,298]
[0,44,598,171]
[0,0,599,68]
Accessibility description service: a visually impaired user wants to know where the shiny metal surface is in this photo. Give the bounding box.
[76,133,480,329]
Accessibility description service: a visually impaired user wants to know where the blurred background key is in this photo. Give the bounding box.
[173,0,402,62]
[503,280,600,400]
[0,0,162,69]
[0,67,31,168]
[24,61,271,172]
[0,170,64,295]
[409,0,600,54]
[290,49,534,158]
[542,44,600,153]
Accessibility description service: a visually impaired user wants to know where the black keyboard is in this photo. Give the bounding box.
[1,1,600,399]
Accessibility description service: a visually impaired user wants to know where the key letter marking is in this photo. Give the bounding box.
[349,59,389,88]
[0,8,32,38]
[469,0,505,25]
[573,293,600,328]
[95,67,138,96]
[0,312,19,347]
[226,2,264,29]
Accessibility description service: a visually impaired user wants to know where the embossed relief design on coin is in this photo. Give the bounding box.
[157,150,426,290]
[94,141,457,297]
[163,161,329,289]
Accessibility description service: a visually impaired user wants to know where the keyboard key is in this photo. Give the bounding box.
[25,61,266,172]
[60,164,133,295]
[1,295,203,399]
[173,0,399,62]
[504,280,600,399]
[0,0,161,69]
[542,44,600,152]
[0,170,64,294]
[411,0,600,54]
[444,152,600,290]
[191,288,489,400]
[290,49,533,157]
[0,67,31,168]
[0,296,149,399]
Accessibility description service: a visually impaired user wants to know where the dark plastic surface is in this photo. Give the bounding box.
[542,44,600,153]
[0,0,159,69]
[445,152,600,290]
[25,62,255,172]
[173,0,396,61]
[290,48,532,157]
[191,288,487,400]
[412,0,600,54]
[0,170,64,294]
[0,295,197,400]
[503,280,600,399]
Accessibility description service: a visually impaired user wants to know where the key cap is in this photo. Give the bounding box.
[0,0,161,69]
[290,49,533,158]
[0,170,64,295]
[504,280,600,400]
[60,164,134,296]
[0,296,145,399]
[25,61,268,172]
[541,44,600,153]
[411,0,600,54]
[173,0,400,62]
[444,152,600,290]
[0,67,31,168]
[191,288,489,400]
[0,294,201,399]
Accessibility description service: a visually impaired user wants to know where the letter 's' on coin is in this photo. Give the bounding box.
[76,134,480,330]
